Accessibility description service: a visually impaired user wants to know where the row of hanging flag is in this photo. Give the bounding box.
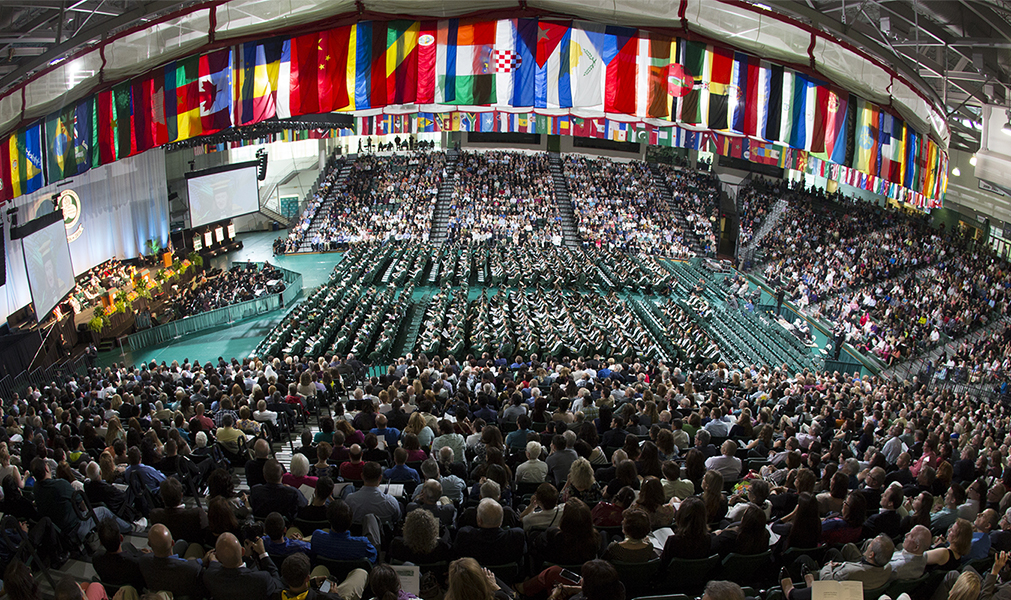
[0,16,946,206]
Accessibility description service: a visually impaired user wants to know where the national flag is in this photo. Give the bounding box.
[904,128,919,190]
[678,39,706,125]
[386,20,420,105]
[276,40,292,119]
[7,134,20,197]
[72,97,96,173]
[881,113,904,183]
[555,114,571,135]
[763,64,783,141]
[291,32,320,115]
[239,39,283,125]
[144,71,168,149]
[810,82,829,153]
[854,98,880,175]
[651,125,673,146]
[479,112,496,132]
[504,19,537,107]
[96,89,115,163]
[824,89,850,164]
[638,32,674,119]
[112,82,133,158]
[416,21,438,104]
[45,107,74,182]
[751,141,781,165]
[707,46,733,130]
[728,52,748,133]
[742,56,767,138]
[18,122,44,194]
[0,136,10,203]
[572,116,589,137]
[789,73,822,151]
[437,19,497,105]
[173,55,202,141]
[570,22,606,108]
[608,120,628,142]
[535,113,548,134]
[778,69,794,145]
[535,20,572,108]
[633,122,649,143]
[199,49,232,135]
[603,25,637,115]
[318,26,352,112]
[492,19,518,106]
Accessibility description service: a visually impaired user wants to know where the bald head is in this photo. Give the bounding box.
[148,524,175,557]
[215,533,244,568]
[903,525,931,555]
[254,438,270,459]
[476,497,503,529]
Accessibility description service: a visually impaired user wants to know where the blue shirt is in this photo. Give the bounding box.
[505,428,531,451]
[383,464,420,483]
[310,529,377,563]
[370,426,401,449]
[264,537,312,559]
[124,463,166,493]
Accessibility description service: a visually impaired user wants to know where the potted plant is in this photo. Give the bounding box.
[187,251,204,271]
[87,315,106,334]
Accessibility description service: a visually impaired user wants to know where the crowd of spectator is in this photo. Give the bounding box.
[564,156,692,256]
[312,152,446,246]
[738,179,786,247]
[6,341,1011,600]
[446,151,562,246]
[756,185,1011,367]
[655,164,721,256]
[281,156,350,254]
[168,263,286,320]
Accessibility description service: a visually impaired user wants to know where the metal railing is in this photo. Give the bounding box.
[125,264,302,351]
[0,355,89,404]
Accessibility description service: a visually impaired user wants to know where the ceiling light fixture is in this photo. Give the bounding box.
[1003,109,1011,136]
[952,166,961,176]
[970,154,977,166]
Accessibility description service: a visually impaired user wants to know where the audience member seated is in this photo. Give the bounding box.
[453,498,526,566]
[310,499,377,563]
[251,459,307,521]
[203,532,285,600]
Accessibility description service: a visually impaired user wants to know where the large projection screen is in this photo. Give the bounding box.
[186,164,259,228]
[22,218,76,321]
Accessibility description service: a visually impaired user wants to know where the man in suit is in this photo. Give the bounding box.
[138,524,205,599]
[863,485,903,540]
[453,498,525,566]
[694,429,719,458]
[545,435,577,488]
[150,477,208,546]
[250,459,306,522]
[245,439,272,488]
[203,532,284,600]
[92,518,146,591]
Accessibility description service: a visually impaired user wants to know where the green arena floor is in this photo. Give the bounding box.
[97,229,834,371]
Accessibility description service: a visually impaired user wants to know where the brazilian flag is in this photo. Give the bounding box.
[45,108,75,182]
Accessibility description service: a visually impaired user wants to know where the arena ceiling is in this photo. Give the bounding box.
[0,0,1005,154]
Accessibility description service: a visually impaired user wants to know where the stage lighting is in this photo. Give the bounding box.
[1003,109,1011,135]
[970,154,977,166]
[952,166,961,177]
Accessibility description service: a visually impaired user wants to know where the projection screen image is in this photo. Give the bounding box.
[22,219,76,321]
[186,165,259,229]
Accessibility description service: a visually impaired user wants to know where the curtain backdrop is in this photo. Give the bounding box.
[0,148,169,322]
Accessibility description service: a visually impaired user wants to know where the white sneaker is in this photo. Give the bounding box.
[132,517,148,532]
